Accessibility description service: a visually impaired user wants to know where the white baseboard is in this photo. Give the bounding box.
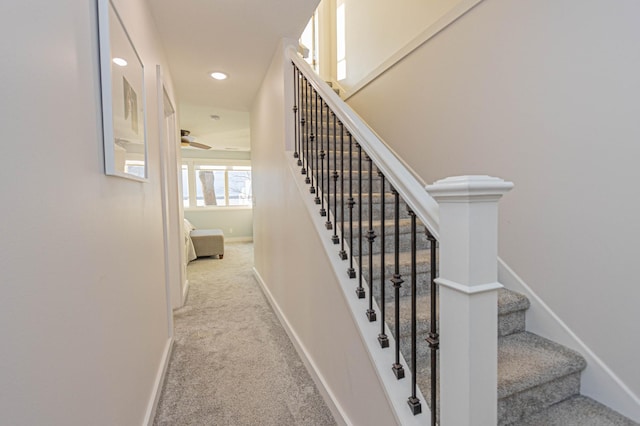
[498,259,640,421]
[144,337,174,426]
[252,267,352,426]
[225,236,253,243]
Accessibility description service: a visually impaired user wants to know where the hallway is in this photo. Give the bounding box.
[153,242,336,425]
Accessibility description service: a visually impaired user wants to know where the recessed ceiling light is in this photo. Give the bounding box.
[210,72,228,80]
[112,57,127,66]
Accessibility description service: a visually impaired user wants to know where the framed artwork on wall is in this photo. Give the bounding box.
[97,0,148,181]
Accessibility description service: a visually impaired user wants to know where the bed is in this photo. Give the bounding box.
[184,219,198,263]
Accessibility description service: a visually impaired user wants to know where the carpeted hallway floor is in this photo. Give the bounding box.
[153,242,337,426]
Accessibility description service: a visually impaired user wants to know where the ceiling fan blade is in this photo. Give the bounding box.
[180,134,211,149]
[189,141,212,150]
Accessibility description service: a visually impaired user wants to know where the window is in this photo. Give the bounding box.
[181,164,189,207]
[181,161,252,208]
[228,167,252,206]
[300,13,320,72]
[195,165,226,206]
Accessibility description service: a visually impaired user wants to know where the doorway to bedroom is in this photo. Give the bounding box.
[178,106,253,242]
[178,108,254,309]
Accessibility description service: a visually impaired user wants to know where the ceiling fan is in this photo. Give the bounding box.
[181,130,212,150]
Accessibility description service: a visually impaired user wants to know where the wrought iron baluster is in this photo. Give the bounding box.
[356,143,365,298]
[391,188,405,380]
[320,100,327,216]
[426,230,439,426]
[292,64,299,160]
[314,91,321,202]
[347,133,356,278]
[301,77,308,176]
[407,207,422,415]
[338,123,347,258]
[323,105,332,227]
[366,154,376,321]
[330,111,339,237]
[296,69,302,166]
[378,171,388,348]
[308,84,314,184]
[304,78,314,181]
[310,89,317,193]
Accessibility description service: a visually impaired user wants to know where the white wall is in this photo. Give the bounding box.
[251,40,399,425]
[339,0,463,91]
[184,208,253,240]
[180,148,251,161]
[0,1,177,424]
[346,0,640,417]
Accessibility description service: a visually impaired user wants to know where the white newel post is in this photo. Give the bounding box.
[425,175,513,426]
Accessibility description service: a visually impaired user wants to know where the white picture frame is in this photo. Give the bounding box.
[97,0,148,181]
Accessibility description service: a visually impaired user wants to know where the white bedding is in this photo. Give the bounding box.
[184,219,197,263]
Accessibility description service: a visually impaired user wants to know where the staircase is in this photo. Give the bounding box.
[301,123,635,426]
[293,58,636,425]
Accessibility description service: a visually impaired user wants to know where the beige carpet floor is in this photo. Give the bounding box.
[153,242,337,426]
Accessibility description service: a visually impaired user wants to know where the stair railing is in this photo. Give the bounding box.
[287,45,513,426]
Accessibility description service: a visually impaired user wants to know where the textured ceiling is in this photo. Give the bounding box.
[149,0,318,150]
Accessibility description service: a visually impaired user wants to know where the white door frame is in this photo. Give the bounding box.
[156,66,185,334]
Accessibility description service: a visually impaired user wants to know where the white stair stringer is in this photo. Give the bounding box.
[287,152,430,426]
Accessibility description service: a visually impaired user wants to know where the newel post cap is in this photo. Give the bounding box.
[425,175,514,202]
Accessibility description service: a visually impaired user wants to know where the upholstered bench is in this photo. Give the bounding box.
[190,228,224,259]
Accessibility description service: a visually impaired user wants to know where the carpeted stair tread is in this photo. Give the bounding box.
[314,152,377,168]
[300,130,345,137]
[343,218,429,239]
[316,168,381,179]
[333,194,411,220]
[497,288,529,336]
[498,332,586,399]
[347,217,414,234]
[335,192,398,205]
[300,123,342,133]
[330,194,398,210]
[319,181,384,194]
[365,248,434,281]
[345,222,431,256]
[368,269,432,303]
[498,288,530,315]
[315,152,370,163]
[382,288,528,340]
[384,292,436,339]
[313,164,358,175]
[510,395,639,426]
